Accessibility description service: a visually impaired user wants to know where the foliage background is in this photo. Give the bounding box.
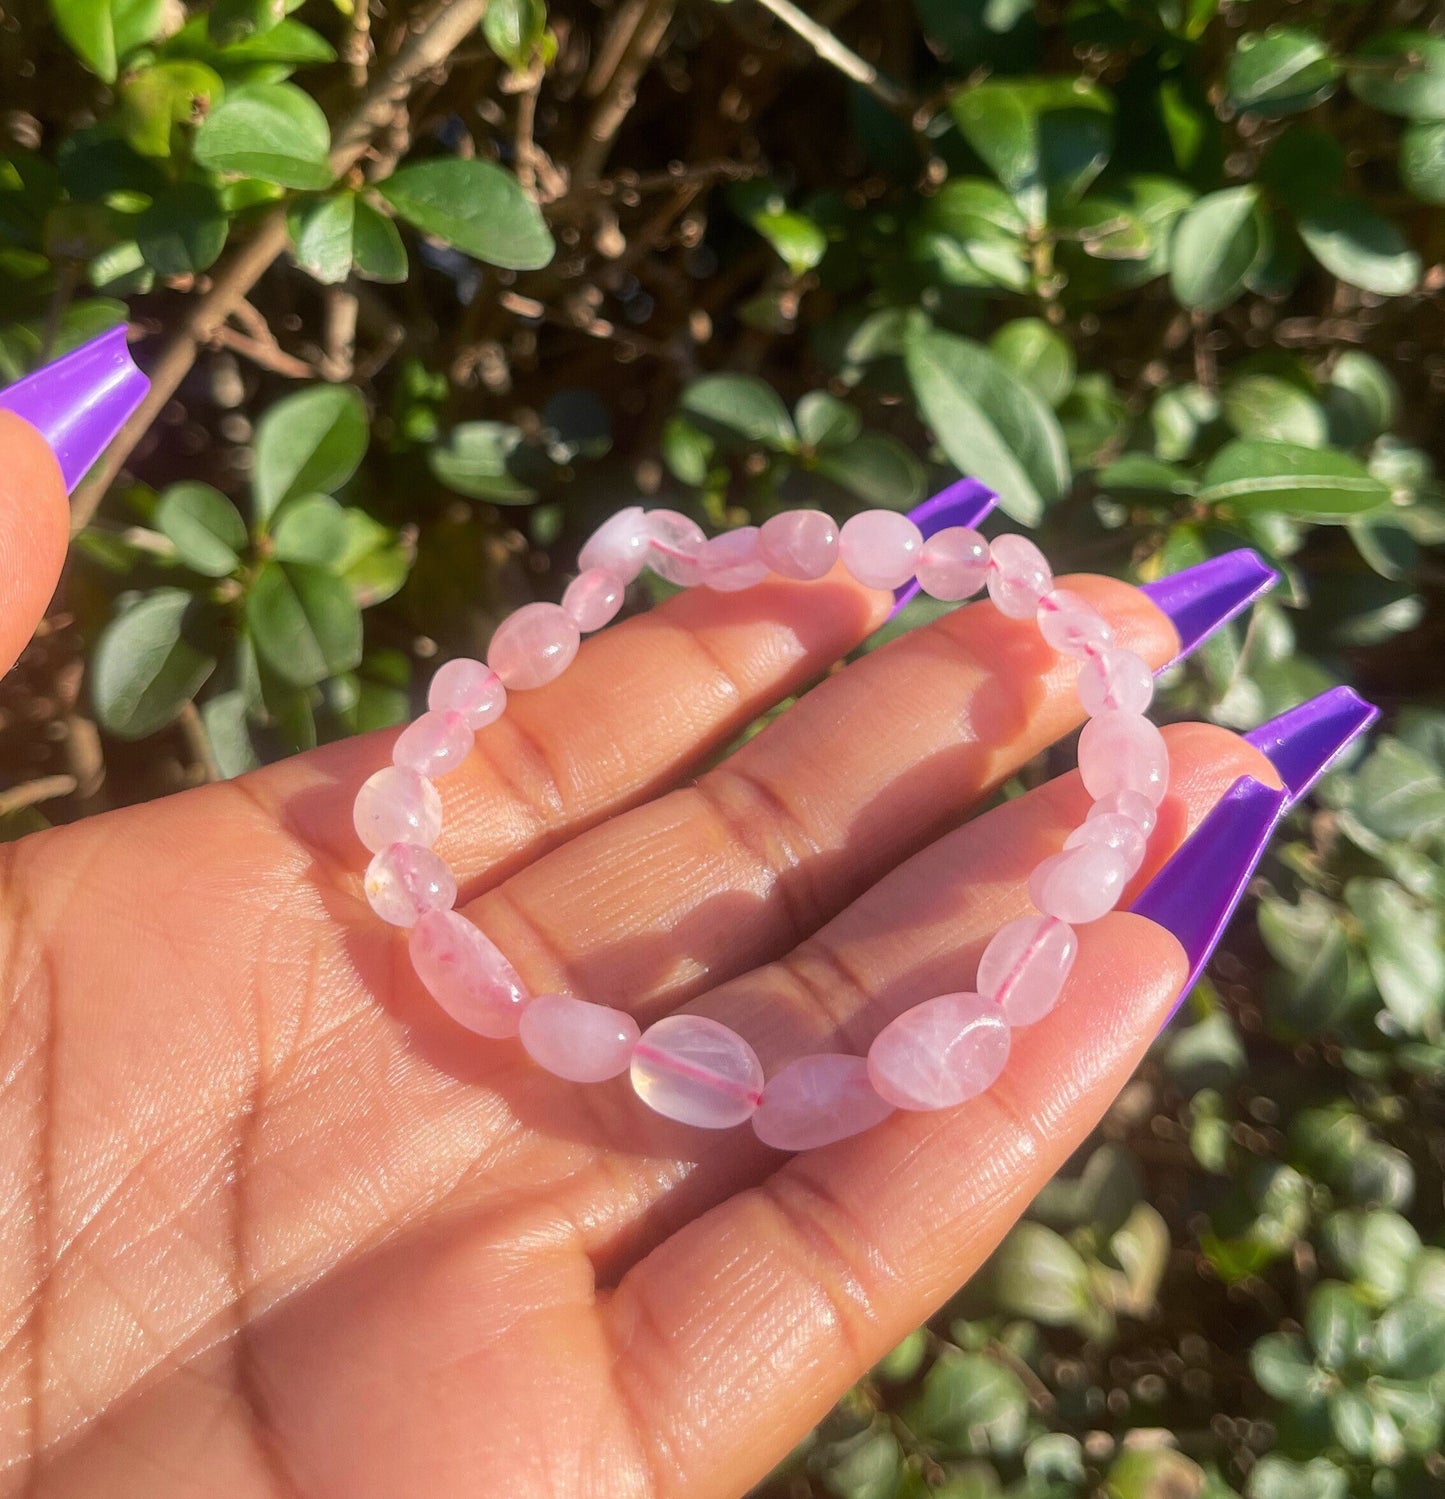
[2,0,1444,1494]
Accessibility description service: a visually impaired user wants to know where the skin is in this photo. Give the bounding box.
[0,412,1279,1498]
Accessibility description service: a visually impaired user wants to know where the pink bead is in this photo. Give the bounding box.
[409,909,529,1037]
[353,766,442,853]
[1077,647,1154,717]
[1078,710,1170,805]
[1088,788,1158,838]
[916,526,990,601]
[393,709,473,778]
[867,992,1011,1112]
[757,509,839,580]
[519,994,640,1082]
[698,527,770,592]
[752,1054,894,1151]
[562,567,626,633]
[1028,843,1129,924]
[1066,811,1147,877]
[486,602,581,690]
[579,505,650,583]
[1037,588,1113,659]
[630,1014,764,1128]
[365,843,457,927]
[986,533,1053,618]
[644,509,706,586]
[427,658,508,729]
[976,915,1079,1027]
[838,510,924,590]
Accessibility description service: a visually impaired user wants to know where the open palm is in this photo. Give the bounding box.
[0,414,1273,1498]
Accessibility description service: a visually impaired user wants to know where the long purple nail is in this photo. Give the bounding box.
[1131,775,1289,1019]
[1245,686,1379,806]
[891,478,999,616]
[0,325,149,494]
[1140,549,1278,667]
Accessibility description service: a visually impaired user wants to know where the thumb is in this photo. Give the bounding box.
[0,410,71,676]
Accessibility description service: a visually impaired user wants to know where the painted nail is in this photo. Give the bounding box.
[1130,775,1289,1020]
[891,477,999,616]
[1140,549,1279,668]
[0,325,149,494]
[1245,686,1379,807]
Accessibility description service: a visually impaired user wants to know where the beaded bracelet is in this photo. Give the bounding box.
[353,505,1171,1151]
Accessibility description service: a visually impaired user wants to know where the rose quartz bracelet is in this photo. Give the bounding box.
[353,506,1168,1150]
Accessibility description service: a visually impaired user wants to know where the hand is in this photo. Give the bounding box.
[0,412,1275,1499]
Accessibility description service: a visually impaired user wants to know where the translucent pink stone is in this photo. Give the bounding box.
[1088,788,1158,837]
[630,1014,764,1127]
[427,657,508,729]
[1078,710,1170,805]
[752,1054,894,1151]
[698,527,770,592]
[838,510,923,590]
[486,602,581,690]
[1077,647,1154,717]
[757,509,839,580]
[519,994,640,1081]
[643,509,706,586]
[1066,811,1147,877]
[1037,588,1113,659]
[579,505,650,583]
[986,534,1053,618]
[1028,843,1129,924]
[408,909,529,1037]
[353,766,442,853]
[393,709,474,778]
[867,992,1011,1112]
[562,567,626,633]
[976,914,1079,1026]
[916,526,990,601]
[365,843,457,927]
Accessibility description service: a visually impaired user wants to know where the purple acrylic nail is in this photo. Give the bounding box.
[1246,686,1379,806]
[891,477,999,616]
[1130,775,1289,1020]
[0,325,149,494]
[1140,549,1278,667]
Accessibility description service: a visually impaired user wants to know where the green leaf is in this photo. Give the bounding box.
[287,192,356,285]
[1328,1388,1375,1457]
[814,433,925,509]
[1169,186,1264,313]
[133,181,228,278]
[379,158,553,270]
[1346,877,1445,1035]
[1198,440,1391,521]
[91,588,218,738]
[1350,737,1445,840]
[272,492,349,566]
[252,384,368,524]
[904,325,1070,525]
[483,0,547,72]
[1305,1281,1370,1369]
[1324,350,1399,445]
[116,60,223,159]
[155,481,247,576]
[246,561,362,686]
[351,198,408,282]
[1348,32,1445,120]
[1250,1333,1318,1402]
[1260,126,1345,207]
[988,318,1075,407]
[1106,1450,1207,1499]
[336,510,413,607]
[679,374,797,449]
[1322,1210,1422,1304]
[1400,121,1445,204]
[193,82,333,190]
[1296,195,1420,296]
[794,390,860,450]
[161,14,336,69]
[1226,28,1339,116]
[48,0,165,83]
[428,421,537,503]
[905,1352,1029,1459]
[1222,374,1327,446]
[660,417,715,487]
[1097,454,1196,494]
[1376,1298,1445,1378]
[209,0,284,45]
[987,1223,1091,1327]
[200,688,259,778]
[1245,1456,1347,1499]
[910,177,1030,292]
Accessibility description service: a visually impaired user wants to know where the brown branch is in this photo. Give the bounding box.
[69,0,493,533]
[0,775,77,817]
[212,324,319,380]
[752,0,911,112]
[574,0,676,185]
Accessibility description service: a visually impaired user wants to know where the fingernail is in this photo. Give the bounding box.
[1244,686,1380,807]
[1140,549,1279,668]
[1130,775,1289,1020]
[0,325,149,494]
[890,477,999,617]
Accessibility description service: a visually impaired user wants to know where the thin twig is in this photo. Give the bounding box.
[575,0,676,185]
[212,325,319,380]
[751,0,911,112]
[178,703,220,784]
[69,0,493,532]
[0,775,77,817]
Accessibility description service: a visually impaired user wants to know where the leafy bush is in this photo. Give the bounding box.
[2,0,1442,1493]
